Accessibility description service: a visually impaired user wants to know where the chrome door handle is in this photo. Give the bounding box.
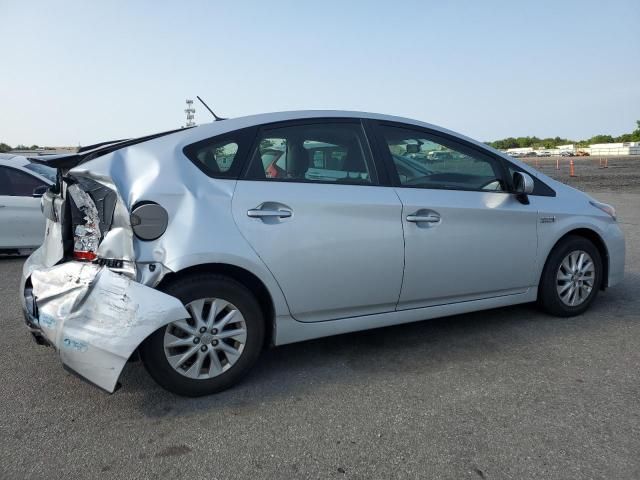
[247,208,292,219]
[406,213,440,223]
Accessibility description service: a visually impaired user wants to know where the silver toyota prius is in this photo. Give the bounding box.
[20,111,625,396]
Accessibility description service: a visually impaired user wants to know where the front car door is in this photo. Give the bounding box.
[371,121,538,310]
[231,119,405,322]
[0,166,48,249]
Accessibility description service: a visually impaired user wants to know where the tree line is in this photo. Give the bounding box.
[487,120,640,150]
[0,143,41,153]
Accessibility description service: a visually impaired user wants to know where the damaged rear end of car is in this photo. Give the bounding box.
[21,135,189,393]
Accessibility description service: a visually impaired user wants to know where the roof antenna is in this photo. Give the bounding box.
[197,96,226,121]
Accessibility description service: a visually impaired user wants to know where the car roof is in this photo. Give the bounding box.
[164,110,494,156]
[188,110,450,138]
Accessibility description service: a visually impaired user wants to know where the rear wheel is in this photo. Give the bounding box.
[538,236,603,317]
[140,274,265,396]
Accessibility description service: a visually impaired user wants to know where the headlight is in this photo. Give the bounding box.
[589,200,616,221]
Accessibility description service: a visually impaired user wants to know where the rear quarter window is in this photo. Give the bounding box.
[183,126,256,179]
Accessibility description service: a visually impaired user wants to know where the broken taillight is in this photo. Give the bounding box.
[72,219,100,261]
[67,183,102,262]
[73,250,98,261]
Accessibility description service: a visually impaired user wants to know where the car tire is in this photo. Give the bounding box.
[140,274,265,396]
[538,235,603,317]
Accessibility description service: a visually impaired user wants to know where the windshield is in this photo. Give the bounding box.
[24,161,56,182]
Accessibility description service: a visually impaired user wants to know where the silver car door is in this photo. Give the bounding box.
[375,123,538,310]
[231,120,405,322]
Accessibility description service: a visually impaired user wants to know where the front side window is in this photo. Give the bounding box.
[245,122,376,185]
[381,126,505,192]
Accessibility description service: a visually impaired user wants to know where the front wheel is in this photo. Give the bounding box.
[538,236,603,317]
[140,274,265,396]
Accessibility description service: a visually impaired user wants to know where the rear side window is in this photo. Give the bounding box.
[183,127,256,179]
[245,122,377,185]
[0,166,47,196]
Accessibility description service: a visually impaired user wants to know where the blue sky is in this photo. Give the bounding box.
[1,0,638,146]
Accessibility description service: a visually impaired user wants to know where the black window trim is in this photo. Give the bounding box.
[0,165,47,197]
[368,119,556,197]
[240,117,389,187]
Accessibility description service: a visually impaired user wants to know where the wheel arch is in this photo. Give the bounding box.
[157,263,277,348]
[542,228,609,290]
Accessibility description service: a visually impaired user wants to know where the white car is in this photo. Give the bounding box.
[0,154,55,253]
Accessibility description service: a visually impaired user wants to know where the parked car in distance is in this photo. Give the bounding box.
[20,111,625,396]
[0,154,55,254]
[560,151,574,157]
[523,151,538,157]
[577,150,590,156]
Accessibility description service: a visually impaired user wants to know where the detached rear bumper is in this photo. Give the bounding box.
[20,252,188,393]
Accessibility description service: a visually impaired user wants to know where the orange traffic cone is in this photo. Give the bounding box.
[569,158,576,177]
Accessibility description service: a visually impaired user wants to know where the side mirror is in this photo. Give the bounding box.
[513,171,534,194]
[513,171,534,205]
[32,185,48,198]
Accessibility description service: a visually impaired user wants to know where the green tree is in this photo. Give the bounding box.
[588,135,614,144]
[618,120,640,142]
[0,142,11,153]
[487,120,640,149]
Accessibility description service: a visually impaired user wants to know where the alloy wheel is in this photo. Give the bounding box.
[556,250,595,307]
[163,298,247,379]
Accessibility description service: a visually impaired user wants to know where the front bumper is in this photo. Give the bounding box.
[21,252,189,393]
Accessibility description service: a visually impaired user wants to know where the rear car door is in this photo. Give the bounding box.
[0,166,47,249]
[231,119,405,322]
[372,122,538,310]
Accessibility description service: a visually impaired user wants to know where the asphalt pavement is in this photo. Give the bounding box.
[0,190,638,480]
